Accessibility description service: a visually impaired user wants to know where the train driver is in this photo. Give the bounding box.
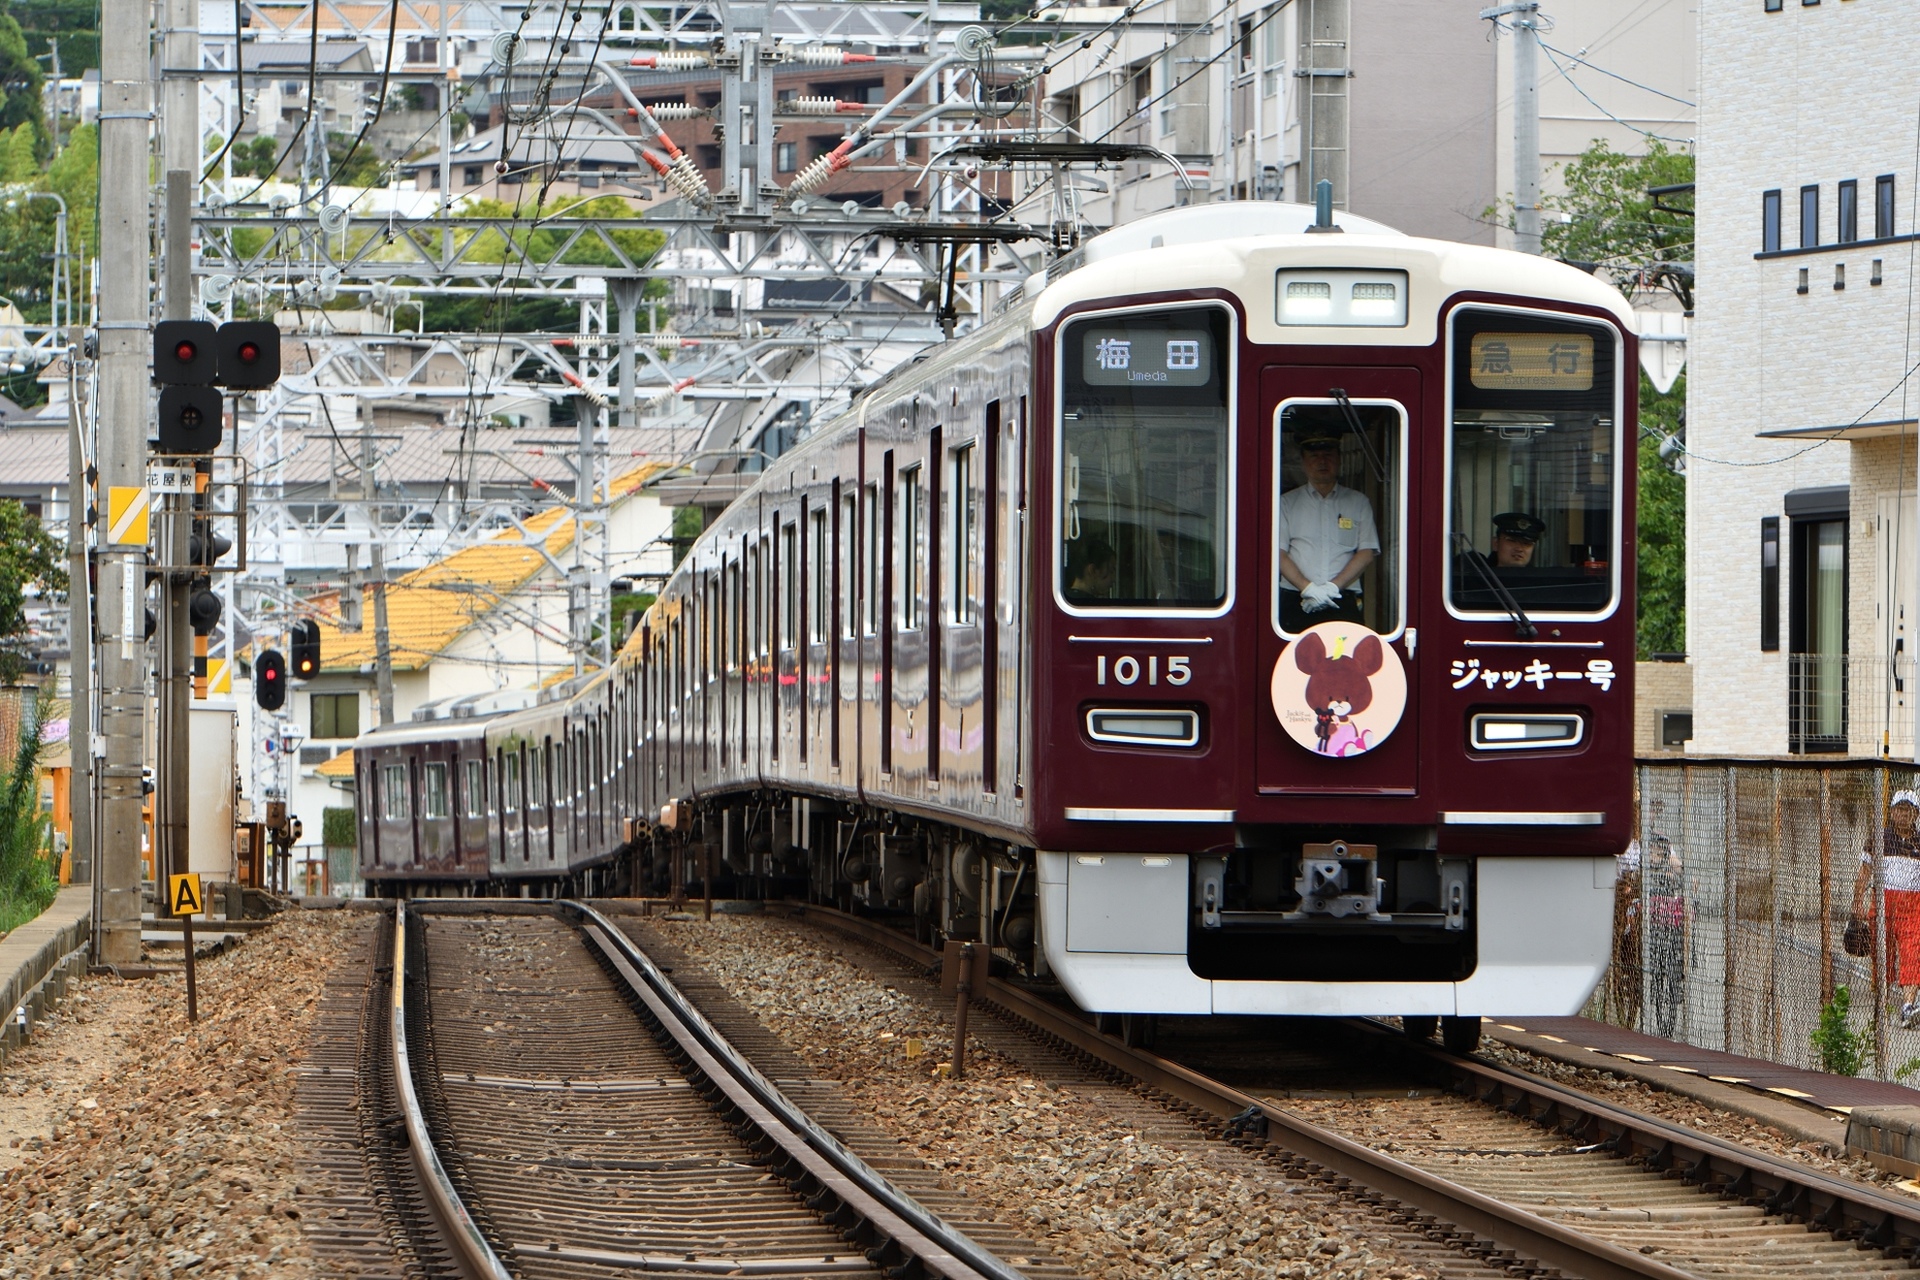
[1489,511,1547,568]
[1277,431,1377,633]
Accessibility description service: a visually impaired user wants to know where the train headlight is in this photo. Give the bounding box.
[1469,712,1585,751]
[1085,708,1201,748]
[1276,269,1409,327]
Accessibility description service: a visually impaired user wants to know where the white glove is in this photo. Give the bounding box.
[1300,581,1341,612]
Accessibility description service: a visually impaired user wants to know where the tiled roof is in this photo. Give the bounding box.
[316,747,356,779]
[313,460,660,672]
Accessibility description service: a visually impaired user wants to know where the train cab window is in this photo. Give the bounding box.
[1058,306,1232,611]
[1448,309,1620,617]
[1273,400,1405,638]
[422,763,449,819]
[465,760,485,818]
[383,764,408,820]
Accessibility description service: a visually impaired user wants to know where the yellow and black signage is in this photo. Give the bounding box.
[167,872,206,917]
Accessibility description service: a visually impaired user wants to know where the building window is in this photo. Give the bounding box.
[1762,189,1781,252]
[464,165,482,185]
[1785,488,1849,754]
[1763,0,1782,9]
[1800,184,1819,249]
[776,142,797,172]
[578,162,600,188]
[1838,179,1858,244]
[311,692,359,738]
[422,762,449,819]
[1760,517,1780,651]
[1878,174,1897,239]
[425,168,439,189]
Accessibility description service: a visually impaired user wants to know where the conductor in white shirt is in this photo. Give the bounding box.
[1278,431,1378,634]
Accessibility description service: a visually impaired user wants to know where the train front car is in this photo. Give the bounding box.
[1029,205,1634,1032]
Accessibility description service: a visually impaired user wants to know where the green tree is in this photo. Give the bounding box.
[12,0,100,76]
[1637,372,1686,657]
[0,11,43,144]
[0,500,64,681]
[0,121,33,180]
[0,687,58,935]
[1541,139,1694,312]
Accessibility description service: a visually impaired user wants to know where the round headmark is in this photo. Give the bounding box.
[1271,621,1407,757]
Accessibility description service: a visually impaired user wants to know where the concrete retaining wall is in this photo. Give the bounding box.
[0,886,92,1067]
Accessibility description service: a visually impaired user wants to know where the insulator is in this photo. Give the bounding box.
[664,154,710,204]
[781,45,877,66]
[785,152,837,198]
[628,51,710,70]
[779,97,868,116]
[636,103,705,121]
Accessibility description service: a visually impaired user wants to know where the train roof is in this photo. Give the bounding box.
[1029,200,1636,341]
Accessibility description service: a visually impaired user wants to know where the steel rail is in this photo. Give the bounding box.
[389,901,515,1280]
[563,900,1029,1280]
[798,906,1694,1280]
[1388,1024,1920,1264]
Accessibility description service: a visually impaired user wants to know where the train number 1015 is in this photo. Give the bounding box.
[1094,655,1192,687]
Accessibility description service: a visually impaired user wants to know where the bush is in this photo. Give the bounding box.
[322,805,357,850]
[0,690,58,934]
[1811,987,1869,1078]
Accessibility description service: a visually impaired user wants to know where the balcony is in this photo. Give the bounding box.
[1789,652,1916,756]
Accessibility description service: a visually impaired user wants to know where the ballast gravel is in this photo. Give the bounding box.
[643,911,1436,1280]
[0,908,363,1280]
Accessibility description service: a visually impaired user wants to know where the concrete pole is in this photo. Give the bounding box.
[95,0,153,965]
[65,327,92,885]
[1511,3,1543,255]
[162,0,198,176]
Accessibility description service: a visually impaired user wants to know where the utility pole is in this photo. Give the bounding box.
[156,171,193,897]
[361,423,395,725]
[1482,2,1543,255]
[94,0,153,965]
[65,326,92,886]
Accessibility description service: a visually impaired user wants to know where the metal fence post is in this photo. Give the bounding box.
[1820,769,1833,1004]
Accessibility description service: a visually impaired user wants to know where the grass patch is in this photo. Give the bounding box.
[0,689,58,935]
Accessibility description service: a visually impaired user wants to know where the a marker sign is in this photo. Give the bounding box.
[168,872,206,917]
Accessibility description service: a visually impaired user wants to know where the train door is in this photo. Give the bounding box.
[1254,366,1422,795]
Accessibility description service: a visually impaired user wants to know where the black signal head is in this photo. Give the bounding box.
[157,385,225,454]
[216,321,281,389]
[154,320,218,385]
[255,648,287,711]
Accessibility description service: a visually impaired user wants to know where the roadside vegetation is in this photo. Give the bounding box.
[0,687,58,937]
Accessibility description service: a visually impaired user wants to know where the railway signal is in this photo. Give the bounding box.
[156,385,224,453]
[153,320,217,384]
[153,321,284,453]
[255,649,287,710]
[290,618,321,680]
[216,321,282,389]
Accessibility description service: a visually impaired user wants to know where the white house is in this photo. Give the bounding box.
[1688,0,1920,758]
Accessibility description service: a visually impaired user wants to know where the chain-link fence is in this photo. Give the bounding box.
[1588,761,1920,1080]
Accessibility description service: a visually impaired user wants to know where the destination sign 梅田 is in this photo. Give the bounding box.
[1468,331,1595,392]
[1082,327,1214,387]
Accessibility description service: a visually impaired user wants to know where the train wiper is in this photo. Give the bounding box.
[1451,533,1537,640]
[1328,388,1388,484]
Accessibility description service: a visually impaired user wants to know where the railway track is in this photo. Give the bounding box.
[798,904,1920,1280]
[385,900,1043,1280]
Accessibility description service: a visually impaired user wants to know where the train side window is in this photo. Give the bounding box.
[1273,400,1404,639]
[503,751,521,813]
[811,506,829,644]
[1447,308,1620,617]
[901,463,926,630]
[952,439,979,624]
[782,521,799,651]
[383,764,408,820]
[465,759,485,818]
[863,482,880,635]
[1057,306,1232,612]
[422,762,449,819]
[529,743,545,808]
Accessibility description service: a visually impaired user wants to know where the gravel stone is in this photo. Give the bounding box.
[644,912,1436,1280]
[0,908,366,1278]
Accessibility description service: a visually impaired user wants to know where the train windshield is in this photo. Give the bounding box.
[1274,400,1404,638]
[1448,309,1619,615]
[1057,307,1232,610]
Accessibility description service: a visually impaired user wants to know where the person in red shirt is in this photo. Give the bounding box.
[1851,789,1920,1025]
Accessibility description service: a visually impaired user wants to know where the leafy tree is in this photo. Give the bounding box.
[0,11,43,144]
[1637,372,1686,658]
[328,131,385,187]
[0,499,66,682]
[0,687,58,935]
[12,0,99,76]
[1542,139,1694,312]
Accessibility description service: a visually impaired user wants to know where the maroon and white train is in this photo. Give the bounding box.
[357,201,1635,1043]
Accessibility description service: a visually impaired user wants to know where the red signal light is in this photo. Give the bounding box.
[238,341,260,363]
[174,340,197,363]
[264,667,278,681]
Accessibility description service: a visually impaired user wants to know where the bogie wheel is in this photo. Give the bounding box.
[1441,1015,1482,1055]
[1120,1013,1155,1049]
[1402,1015,1439,1041]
